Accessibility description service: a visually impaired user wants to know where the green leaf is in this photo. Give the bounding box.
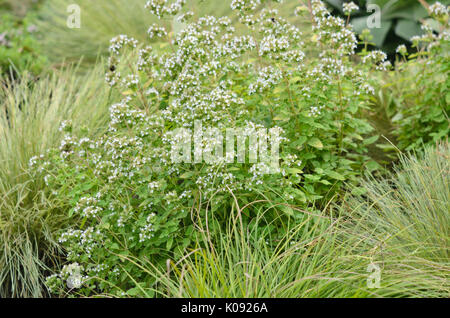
[366,160,381,172]
[110,243,120,250]
[179,171,195,179]
[182,238,190,247]
[279,205,294,216]
[291,136,307,148]
[363,135,379,145]
[315,168,324,174]
[80,216,88,229]
[324,0,344,13]
[308,138,323,150]
[287,168,303,174]
[126,287,142,296]
[166,237,173,250]
[325,171,345,181]
[292,188,307,202]
[352,17,392,47]
[273,113,291,121]
[395,19,423,42]
[425,18,443,33]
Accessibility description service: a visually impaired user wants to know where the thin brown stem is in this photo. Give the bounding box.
[418,0,430,11]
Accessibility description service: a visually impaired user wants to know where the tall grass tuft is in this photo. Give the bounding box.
[109,144,449,298]
[0,64,114,297]
[104,203,379,298]
[336,142,450,297]
[161,143,449,298]
[156,212,374,298]
[38,0,152,65]
[37,0,235,65]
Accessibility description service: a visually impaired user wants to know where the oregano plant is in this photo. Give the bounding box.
[37,0,397,296]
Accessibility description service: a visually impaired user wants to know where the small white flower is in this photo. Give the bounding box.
[396,44,407,55]
[343,2,359,15]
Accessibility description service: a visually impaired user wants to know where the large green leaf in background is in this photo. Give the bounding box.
[324,0,449,53]
[395,19,423,41]
[352,16,392,47]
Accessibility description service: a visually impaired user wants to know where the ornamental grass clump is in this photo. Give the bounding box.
[0,64,115,297]
[336,142,450,297]
[37,0,237,65]
[39,0,406,296]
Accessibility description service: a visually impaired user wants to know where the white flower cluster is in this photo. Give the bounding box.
[396,44,407,55]
[145,0,187,19]
[147,24,167,39]
[343,2,359,15]
[109,34,138,55]
[58,227,103,260]
[58,120,72,132]
[74,196,103,219]
[178,11,194,23]
[362,50,391,71]
[62,263,84,289]
[121,74,140,89]
[139,213,156,242]
[259,34,290,56]
[307,105,324,117]
[429,2,449,19]
[28,154,44,168]
[361,83,375,95]
[248,66,283,94]
[231,0,261,12]
[59,134,78,158]
[311,0,357,56]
